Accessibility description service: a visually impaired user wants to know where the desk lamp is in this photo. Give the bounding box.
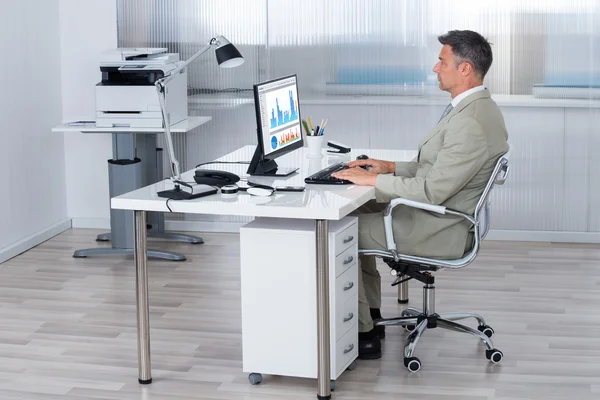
[155,35,244,200]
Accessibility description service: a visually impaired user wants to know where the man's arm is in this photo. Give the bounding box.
[395,161,418,177]
[374,118,488,205]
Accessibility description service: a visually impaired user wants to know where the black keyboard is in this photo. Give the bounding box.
[304,162,353,185]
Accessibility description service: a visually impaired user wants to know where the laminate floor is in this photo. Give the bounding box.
[0,228,599,399]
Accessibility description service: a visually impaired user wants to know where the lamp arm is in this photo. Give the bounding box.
[155,83,181,181]
[157,39,216,87]
[153,37,217,183]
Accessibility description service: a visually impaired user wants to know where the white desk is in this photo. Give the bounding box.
[53,117,211,260]
[111,145,416,399]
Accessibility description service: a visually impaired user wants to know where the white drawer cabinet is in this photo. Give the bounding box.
[240,216,359,382]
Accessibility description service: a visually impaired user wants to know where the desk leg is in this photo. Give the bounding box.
[315,220,331,400]
[134,210,152,384]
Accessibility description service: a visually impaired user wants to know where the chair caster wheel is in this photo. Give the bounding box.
[248,373,262,385]
[478,325,494,338]
[330,380,336,391]
[404,357,421,372]
[346,360,357,371]
[485,349,503,364]
[404,324,416,332]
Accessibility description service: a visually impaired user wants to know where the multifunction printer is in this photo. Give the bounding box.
[95,48,188,128]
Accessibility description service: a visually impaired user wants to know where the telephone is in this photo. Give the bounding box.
[194,169,240,187]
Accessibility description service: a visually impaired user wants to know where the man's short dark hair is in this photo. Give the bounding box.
[438,30,493,79]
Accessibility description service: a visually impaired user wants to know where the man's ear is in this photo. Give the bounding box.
[460,61,473,77]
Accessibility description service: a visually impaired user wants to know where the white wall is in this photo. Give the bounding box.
[60,0,116,229]
[0,1,70,263]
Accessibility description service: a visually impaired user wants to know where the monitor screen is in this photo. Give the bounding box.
[248,75,303,176]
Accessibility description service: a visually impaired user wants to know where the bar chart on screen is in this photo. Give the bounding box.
[268,86,299,129]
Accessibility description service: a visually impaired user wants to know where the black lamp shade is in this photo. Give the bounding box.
[215,43,244,68]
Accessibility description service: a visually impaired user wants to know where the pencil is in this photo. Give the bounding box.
[302,120,311,135]
[321,118,328,130]
[308,117,313,130]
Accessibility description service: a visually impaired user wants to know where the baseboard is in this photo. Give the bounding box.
[71,217,110,229]
[0,218,72,264]
[485,229,600,243]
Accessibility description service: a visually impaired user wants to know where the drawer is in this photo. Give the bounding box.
[334,223,358,256]
[335,262,358,307]
[335,326,358,376]
[334,245,357,278]
[335,294,358,341]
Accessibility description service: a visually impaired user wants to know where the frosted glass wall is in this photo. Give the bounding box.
[116,0,600,237]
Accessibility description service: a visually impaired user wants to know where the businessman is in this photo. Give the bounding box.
[332,30,509,360]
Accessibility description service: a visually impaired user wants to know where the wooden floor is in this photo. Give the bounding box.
[0,229,599,399]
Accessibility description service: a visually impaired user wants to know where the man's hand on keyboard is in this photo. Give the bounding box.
[331,166,377,186]
[346,158,395,175]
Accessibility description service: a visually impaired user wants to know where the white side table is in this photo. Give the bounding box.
[53,116,211,261]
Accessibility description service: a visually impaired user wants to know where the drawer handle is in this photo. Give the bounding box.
[343,343,355,354]
[343,282,354,291]
[343,256,354,265]
[343,312,354,323]
[343,235,354,244]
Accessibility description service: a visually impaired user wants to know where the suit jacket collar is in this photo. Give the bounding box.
[418,88,491,153]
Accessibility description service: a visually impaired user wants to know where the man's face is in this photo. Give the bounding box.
[432,44,462,93]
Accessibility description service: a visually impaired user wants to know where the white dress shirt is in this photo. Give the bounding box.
[451,85,486,108]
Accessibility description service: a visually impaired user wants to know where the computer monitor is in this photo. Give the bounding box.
[247,74,303,176]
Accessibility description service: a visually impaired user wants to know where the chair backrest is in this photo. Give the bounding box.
[359,151,510,270]
[391,152,509,270]
[474,152,510,241]
[436,151,510,268]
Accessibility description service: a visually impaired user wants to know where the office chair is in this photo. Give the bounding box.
[359,154,510,372]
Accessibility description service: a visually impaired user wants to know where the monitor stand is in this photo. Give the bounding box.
[247,146,298,176]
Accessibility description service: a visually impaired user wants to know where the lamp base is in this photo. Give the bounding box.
[157,185,217,200]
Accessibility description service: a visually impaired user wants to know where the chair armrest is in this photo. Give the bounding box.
[383,199,446,251]
[383,198,476,251]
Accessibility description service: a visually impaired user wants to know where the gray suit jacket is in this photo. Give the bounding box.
[371,89,509,259]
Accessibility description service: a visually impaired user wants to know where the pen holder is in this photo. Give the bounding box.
[306,135,324,159]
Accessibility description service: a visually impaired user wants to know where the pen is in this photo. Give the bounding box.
[302,120,311,136]
[314,125,320,135]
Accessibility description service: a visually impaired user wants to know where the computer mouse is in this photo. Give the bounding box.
[357,154,369,160]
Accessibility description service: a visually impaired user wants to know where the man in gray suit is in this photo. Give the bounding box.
[332,30,509,359]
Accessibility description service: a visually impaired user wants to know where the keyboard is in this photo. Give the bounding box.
[304,162,353,185]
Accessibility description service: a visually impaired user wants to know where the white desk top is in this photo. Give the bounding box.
[111,146,417,221]
[52,116,212,134]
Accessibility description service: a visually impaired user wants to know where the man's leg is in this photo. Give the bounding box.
[357,257,381,359]
[352,201,387,359]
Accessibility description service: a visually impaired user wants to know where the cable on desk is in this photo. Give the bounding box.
[165,198,173,213]
[195,160,250,168]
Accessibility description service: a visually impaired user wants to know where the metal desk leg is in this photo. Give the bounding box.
[316,220,331,400]
[135,210,152,384]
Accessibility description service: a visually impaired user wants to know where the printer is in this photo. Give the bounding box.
[95,48,188,128]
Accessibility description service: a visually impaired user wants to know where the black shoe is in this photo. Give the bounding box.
[374,323,386,339]
[358,336,382,360]
[370,309,385,339]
